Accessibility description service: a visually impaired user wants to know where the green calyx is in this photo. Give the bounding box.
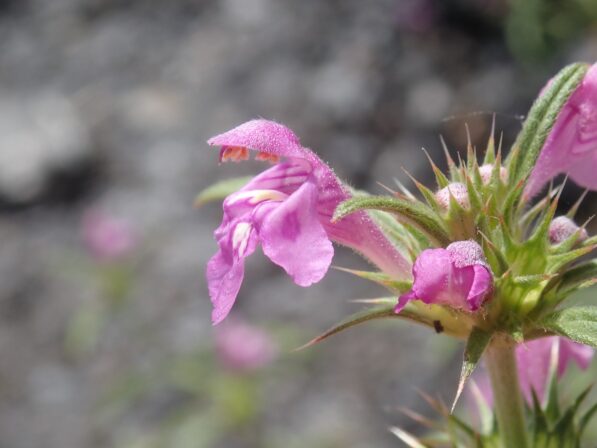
[328,62,596,370]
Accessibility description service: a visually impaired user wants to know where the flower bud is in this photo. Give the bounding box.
[479,164,508,185]
[435,182,470,209]
[395,240,492,313]
[549,216,588,245]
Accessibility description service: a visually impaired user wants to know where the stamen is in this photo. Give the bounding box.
[220,146,250,162]
[255,151,280,164]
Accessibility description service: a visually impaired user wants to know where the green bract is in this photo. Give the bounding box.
[324,63,597,415]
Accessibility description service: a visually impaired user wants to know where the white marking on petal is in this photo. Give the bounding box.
[227,189,289,207]
[232,222,253,257]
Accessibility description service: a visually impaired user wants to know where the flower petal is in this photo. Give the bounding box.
[207,251,246,325]
[466,265,492,311]
[256,178,333,287]
[395,290,416,313]
[208,119,307,159]
[410,248,452,304]
[516,337,553,403]
[237,161,311,195]
[558,339,594,375]
[207,220,258,325]
[525,63,597,197]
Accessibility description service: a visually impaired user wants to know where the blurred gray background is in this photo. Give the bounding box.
[1,0,597,447]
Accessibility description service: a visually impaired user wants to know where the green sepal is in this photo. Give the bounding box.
[483,115,497,165]
[194,176,254,207]
[452,327,492,411]
[538,306,597,348]
[420,148,451,189]
[440,135,460,181]
[409,175,443,213]
[547,244,596,274]
[333,196,450,245]
[552,260,597,297]
[479,232,509,276]
[333,266,412,294]
[295,300,457,351]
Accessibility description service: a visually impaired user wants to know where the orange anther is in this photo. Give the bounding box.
[255,151,280,164]
[220,146,250,162]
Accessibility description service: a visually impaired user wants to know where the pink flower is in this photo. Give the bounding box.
[207,120,411,324]
[549,216,588,245]
[395,240,492,313]
[525,63,597,198]
[81,210,136,260]
[215,320,276,371]
[516,337,593,403]
[473,337,594,407]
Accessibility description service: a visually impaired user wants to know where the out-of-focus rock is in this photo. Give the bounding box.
[0,92,91,204]
[406,78,453,126]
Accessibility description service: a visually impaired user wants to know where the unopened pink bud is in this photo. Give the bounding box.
[549,216,588,244]
[395,240,492,313]
[435,182,470,209]
[479,164,508,185]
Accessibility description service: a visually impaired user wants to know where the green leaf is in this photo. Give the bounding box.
[452,327,492,411]
[333,196,450,245]
[333,266,412,294]
[194,176,253,207]
[539,306,597,348]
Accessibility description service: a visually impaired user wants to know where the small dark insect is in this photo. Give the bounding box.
[433,320,444,334]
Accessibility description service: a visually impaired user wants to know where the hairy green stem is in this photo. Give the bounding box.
[485,335,529,448]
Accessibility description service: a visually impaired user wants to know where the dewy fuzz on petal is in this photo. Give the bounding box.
[525,63,597,198]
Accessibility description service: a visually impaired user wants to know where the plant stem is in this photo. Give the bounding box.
[485,335,529,448]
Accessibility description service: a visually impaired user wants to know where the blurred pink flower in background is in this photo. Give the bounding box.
[81,210,136,260]
[215,320,277,372]
[394,0,437,34]
[470,336,594,408]
[516,336,593,404]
